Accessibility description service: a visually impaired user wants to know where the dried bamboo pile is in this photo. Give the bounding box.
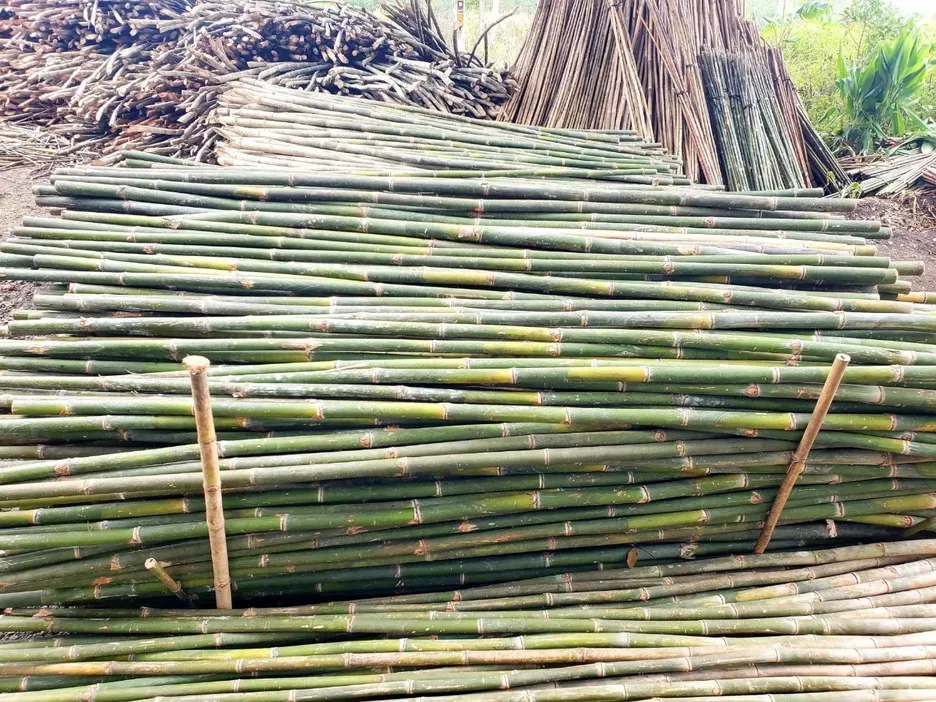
[2,0,194,52]
[499,0,847,191]
[0,0,514,163]
[842,151,936,198]
[0,122,97,170]
[2,542,936,700]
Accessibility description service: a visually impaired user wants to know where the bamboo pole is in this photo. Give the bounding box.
[184,355,232,610]
[144,558,194,607]
[755,353,851,553]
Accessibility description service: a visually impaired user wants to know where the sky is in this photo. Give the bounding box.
[892,0,935,15]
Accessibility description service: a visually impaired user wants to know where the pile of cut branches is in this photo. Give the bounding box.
[0,0,514,164]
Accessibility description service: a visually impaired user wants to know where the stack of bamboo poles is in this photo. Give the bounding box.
[2,542,936,700]
[2,0,194,52]
[842,151,936,197]
[209,79,680,175]
[0,93,934,702]
[0,134,931,607]
[0,101,934,613]
[499,0,847,191]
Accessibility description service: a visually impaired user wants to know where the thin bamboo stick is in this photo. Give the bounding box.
[184,355,232,610]
[755,353,852,552]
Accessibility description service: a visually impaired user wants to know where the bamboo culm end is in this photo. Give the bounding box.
[183,355,211,375]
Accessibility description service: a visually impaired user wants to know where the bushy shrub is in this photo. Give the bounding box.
[835,28,933,152]
[760,0,935,153]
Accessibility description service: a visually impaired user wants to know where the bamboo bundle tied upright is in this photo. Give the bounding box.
[184,355,232,610]
[499,0,846,190]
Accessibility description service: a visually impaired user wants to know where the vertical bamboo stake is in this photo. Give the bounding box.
[754,353,850,554]
[145,558,194,607]
[454,0,465,49]
[184,354,233,609]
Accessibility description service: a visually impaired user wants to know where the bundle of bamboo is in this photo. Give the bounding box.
[1,542,936,700]
[209,79,679,175]
[0,81,932,702]
[0,98,933,614]
[0,111,932,608]
[499,0,847,191]
[842,150,936,197]
[700,50,805,193]
[0,0,514,162]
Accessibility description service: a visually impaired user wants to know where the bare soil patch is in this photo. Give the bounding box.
[853,194,936,292]
[0,166,45,322]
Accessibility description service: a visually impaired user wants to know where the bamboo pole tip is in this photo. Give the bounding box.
[183,355,211,375]
[144,558,158,570]
[835,354,851,364]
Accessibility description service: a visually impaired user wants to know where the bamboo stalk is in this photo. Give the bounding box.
[144,558,194,607]
[755,353,851,553]
[184,355,232,610]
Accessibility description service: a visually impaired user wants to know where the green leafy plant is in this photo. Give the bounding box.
[834,28,934,153]
[795,1,832,22]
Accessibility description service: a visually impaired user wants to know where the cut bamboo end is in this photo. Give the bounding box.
[144,558,194,607]
[183,355,211,375]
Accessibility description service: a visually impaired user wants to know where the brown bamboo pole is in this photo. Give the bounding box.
[184,355,233,610]
[754,353,851,554]
[145,558,194,607]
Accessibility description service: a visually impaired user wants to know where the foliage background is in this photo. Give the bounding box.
[756,0,936,139]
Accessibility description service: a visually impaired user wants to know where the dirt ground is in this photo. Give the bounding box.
[1,171,935,321]
[854,193,936,291]
[0,166,43,322]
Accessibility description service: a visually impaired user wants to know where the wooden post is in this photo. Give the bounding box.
[754,353,850,554]
[184,355,233,609]
[455,0,466,48]
[145,558,194,607]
